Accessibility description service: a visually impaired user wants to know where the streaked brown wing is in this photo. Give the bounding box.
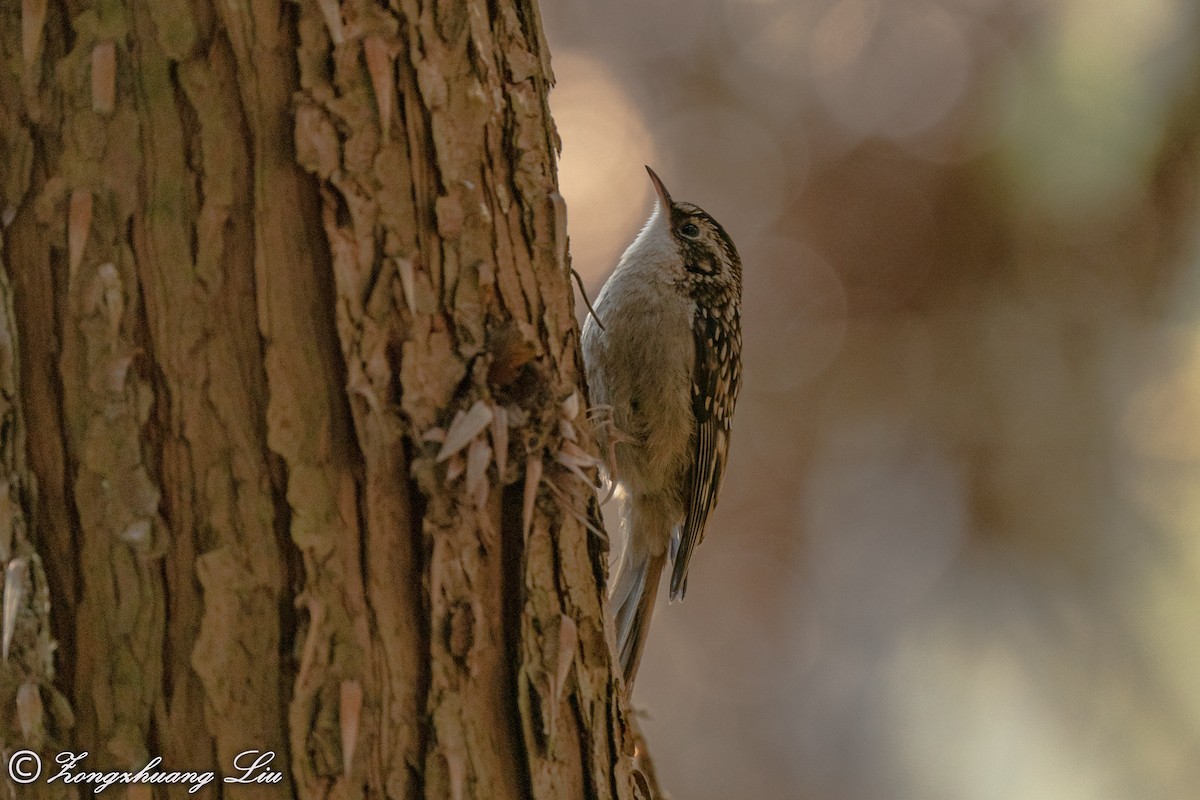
[669,303,740,600]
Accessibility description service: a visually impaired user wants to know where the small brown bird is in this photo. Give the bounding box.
[582,167,743,686]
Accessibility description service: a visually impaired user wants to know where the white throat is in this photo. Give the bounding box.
[614,203,684,282]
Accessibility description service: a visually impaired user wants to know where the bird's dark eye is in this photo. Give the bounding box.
[680,222,700,239]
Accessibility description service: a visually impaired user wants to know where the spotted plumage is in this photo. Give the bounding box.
[581,167,743,687]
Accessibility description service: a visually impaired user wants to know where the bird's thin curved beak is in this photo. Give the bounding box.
[645,166,672,212]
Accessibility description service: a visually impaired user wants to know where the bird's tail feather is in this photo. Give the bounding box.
[611,495,671,687]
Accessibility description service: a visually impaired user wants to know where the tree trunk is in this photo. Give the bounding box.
[0,1,645,798]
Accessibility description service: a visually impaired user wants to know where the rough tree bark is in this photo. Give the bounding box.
[0,0,650,798]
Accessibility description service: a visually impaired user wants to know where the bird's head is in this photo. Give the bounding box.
[620,167,742,294]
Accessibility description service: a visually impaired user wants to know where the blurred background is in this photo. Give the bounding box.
[542,0,1200,798]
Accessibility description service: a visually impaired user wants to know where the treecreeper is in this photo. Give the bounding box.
[582,167,744,688]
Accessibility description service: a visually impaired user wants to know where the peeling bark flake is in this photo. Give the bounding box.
[21,0,47,68]
[438,399,493,462]
[91,41,116,114]
[340,679,363,777]
[363,35,395,142]
[67,188,92,279]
